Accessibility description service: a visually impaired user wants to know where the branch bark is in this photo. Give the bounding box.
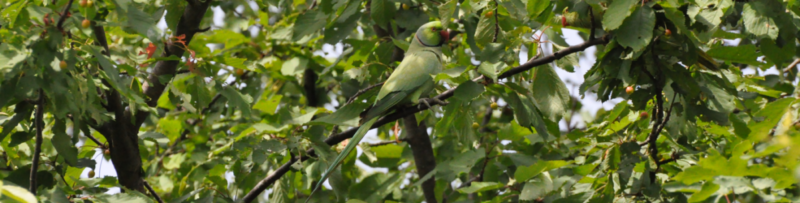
[85,0,212,193]
[133,0,213,128]
[143,180,164,203]
[403,116,437,203]
[55,0,74,30]
[29,89,44,194]
[241,35,610,201]
[303,69,320,107]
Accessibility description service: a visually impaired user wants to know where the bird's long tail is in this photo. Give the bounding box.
[306,116,379,202]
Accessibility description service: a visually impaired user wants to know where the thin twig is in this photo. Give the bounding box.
[368,140,400,147]
[56,0,75,30]
[346,82,384,105]
[782,58,800,73]
[492,0,499,43]
[241,35,611,203]
[588,7,596,40]
[29,89,45,194]
[85,133,107,149]
[479,98,494,133]
[143,180,164,203]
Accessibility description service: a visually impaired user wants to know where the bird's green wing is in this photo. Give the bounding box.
[375,50,442,101]
[365,91,408,120]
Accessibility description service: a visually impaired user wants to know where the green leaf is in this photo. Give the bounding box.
[253,95,283,115]
[207,30,249,52]
[439,0,457,28]
[742,2,779,40]
[293,10,328,41]
[325,12,362,44]
[1,182,37,203]
[0,103,33,141]
[372,144,404,159]
[392,38,410,51]
[475,10,499,47]
[730,114,750,139]
[602,0,637,30]
[531,65,570,121]
[281,57,309,76]
[157,118,183,144]
[98,192,150,203]
[50,187,70,203]
[157,89,177,110]
[706,44,761,66]
[661,5,689,34]
[164,1,183,31]
[126,5,160,44]
[748,98,795,141]
[527,0,550,19]
[480,43,505,63]
[312,101,370,127]
[221,87,254,118]
[514,160,570,182]
[519,176,554,201]
[0,69,20,108]
[457,182,503,193]
[8,132,32,148]
[760,39,794,65]
[163,154,185,170]
[371,0,396,29]
[52,119,78,166]
[688,181,719,202]
[503,91,549,140]
[478,61,502,81]
[616,6,655,51]
[501,0,528,22]
[453,80,485,101]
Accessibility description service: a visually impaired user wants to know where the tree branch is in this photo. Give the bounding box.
[346,82,384,105]
[29,89,44,194]
[782,58,800,73]
[84,132,107,149]
[588,7,596,40]
[133,0,213,128]
[90,21,145,192]
[55,0,74,30]
[241,34,610,202]
[368,140,401,147]
[492,0,499,43]
[403,115,437,203]
[143,180,164,203]
[303,69,321,107]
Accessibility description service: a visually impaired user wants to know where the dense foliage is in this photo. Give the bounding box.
[3,0,800,202]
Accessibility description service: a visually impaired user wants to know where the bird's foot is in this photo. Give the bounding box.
[418,98,449,110]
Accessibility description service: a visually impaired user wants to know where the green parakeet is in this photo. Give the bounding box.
[307,21,450,200]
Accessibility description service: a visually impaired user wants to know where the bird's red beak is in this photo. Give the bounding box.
[440,30,450,42]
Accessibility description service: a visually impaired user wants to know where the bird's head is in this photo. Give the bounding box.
[416,21,450,47]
